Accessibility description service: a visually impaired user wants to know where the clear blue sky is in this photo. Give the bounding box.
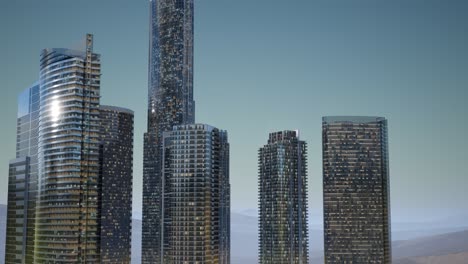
[1,0,467,223]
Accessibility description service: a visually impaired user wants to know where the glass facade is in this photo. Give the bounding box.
[162,124,230,264]
[5,157,30,264]
[5,83,40,264]
[147,0,194,134]
[99,106,134,263]
[35,34,101,262]
[322,116,391,263]
[143,0,195,263]
[258,131,309,264]
[6,35,135,264]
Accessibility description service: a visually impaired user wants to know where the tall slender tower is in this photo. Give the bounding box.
[322,116,391,263]
[258,131,309,264]
[5,83,40,264]
[99,106,134,263]
[162,124,230,263]
[142,0,195,263]
[35,34,101,262]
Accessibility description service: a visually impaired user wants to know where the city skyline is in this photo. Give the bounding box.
[4,35,136,263]
[2,0,468,236]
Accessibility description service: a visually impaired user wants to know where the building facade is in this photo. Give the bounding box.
[5,83,40,264]
[5,35,135,264]
[258,131,309,264]
[99,106,134,263]
[5,157,31,264]
[35,34,101,262]
[322,116,391,263]
[143,0,195,263]
[162,124,230,264]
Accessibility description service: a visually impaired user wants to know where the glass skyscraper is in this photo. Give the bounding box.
[322,116,391,263]
[35,34,101,262]
[143,0,195,263]
[5,158,30,264]
[99,106,134,263]
[147,0,195,133]
[5,83,40,264]
[5,34,135,264]
[162,124,230,264]
[258,131,309,264]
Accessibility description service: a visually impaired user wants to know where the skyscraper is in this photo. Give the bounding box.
[5,34,135,263]
[5,83,40,264]
[162,124,230,263]
[258,131,309,264]
[35,34,101,262]
[143,0,195,263]
[322,116,391,263]
[99,106,134,263]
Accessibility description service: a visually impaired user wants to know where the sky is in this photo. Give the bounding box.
[1,0,467,224]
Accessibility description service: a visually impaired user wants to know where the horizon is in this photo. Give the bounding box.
[1,0,467,233]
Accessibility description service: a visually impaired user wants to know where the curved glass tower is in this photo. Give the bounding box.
[35,35,101,262]
[143,0,195,263]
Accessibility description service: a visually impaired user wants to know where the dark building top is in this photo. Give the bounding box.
[267,130,300,144]
[323,116,386,124]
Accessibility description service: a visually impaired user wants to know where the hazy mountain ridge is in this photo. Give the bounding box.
[393,230,468,264]
[393,252,468,264]
[1,207,468,264]
[228,213,468,264]
[230,229,468,264]
[132,212,468,264]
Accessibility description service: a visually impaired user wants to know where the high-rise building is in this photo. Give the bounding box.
[35,34,101,262]
[147,0,195,133]
[258,131,309,264]
[5,83,40,264]
[322,116,391,263]
[5,35,135,264]
[143,0,195,263]
[99,106,134,263]
[218,129,231,264]
[5,158,30,264]
[162,124,230,263]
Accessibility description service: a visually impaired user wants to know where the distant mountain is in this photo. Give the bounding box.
[306,230,468,264]
[393,230,468,263]
[228,213,468,264]
[2,207,468,264]
[393,252,468,264]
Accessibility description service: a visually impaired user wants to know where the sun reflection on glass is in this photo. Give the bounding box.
[50,100,60,123]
